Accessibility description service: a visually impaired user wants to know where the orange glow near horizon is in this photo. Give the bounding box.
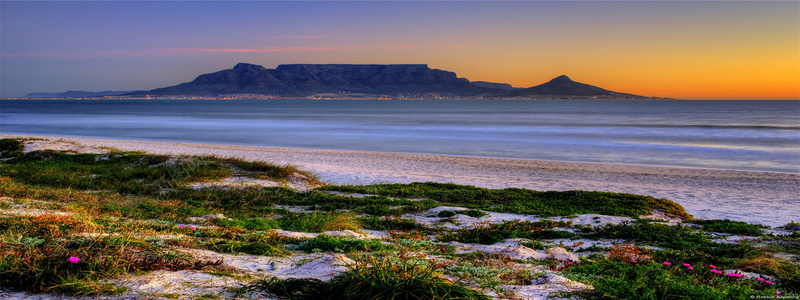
[2,1,798,99]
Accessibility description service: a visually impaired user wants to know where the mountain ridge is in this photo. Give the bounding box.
[28,63,661,99]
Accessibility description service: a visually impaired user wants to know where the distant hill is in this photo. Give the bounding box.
[501,75,651,99]
[25,90,142,98]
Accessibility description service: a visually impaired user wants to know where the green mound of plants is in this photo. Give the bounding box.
[277,212,362,233]
[0,138,25,157]
[0,227,220,295]
[359,216,428,231]
[437,209,487,218]
[565,256,792,299]
[298,235,393,253]
[321,182,691,219]
[584,221,712,250]
[687,219,767,236]
[247,252,489,300]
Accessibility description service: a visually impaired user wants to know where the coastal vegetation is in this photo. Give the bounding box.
[0,138,797,299]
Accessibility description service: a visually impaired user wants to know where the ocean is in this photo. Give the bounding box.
[1,99,798,173]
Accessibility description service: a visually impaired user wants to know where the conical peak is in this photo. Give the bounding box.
[549,75,573,83]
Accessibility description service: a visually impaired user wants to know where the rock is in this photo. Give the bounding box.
[187,214,226,223]
[274,254,355,281]
[546,247,581,262]
[500,245,548,260]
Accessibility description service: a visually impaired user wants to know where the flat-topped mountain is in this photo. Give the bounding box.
[124,63,656,99]
[133,63,487,97]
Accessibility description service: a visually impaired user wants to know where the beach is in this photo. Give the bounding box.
[2,134,798,227]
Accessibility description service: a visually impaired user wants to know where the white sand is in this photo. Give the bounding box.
[3,134,798,227]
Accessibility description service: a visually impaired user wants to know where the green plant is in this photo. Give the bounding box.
[246,277,329,300]
[438,210,487,218]
[585,221,711,250]
[297,235,393,253]
[687,219,766,236]
[0,235,221,295]
[359,216,427,231]
[565,257,786,299]
[278,212,362,233]
[320,182,692,219]
[0,138,25,157]
[327,252,490,300]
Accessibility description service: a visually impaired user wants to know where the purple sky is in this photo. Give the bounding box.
[1,1,798,99]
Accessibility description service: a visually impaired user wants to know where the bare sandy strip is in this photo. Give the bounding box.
[3,134,798,227]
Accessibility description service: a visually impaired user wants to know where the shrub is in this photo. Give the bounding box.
[687,219,766,236]
[278,212,361,233]
[245,277,328,300]
[327,253,490,300]
[320,182,692,219]
[298,235,393,253]
[0,236,221,295]
[438,210,487,218]
[565,258,784,299]
[0,138,24,157]
[359,216,426,231]
[585,222,710,250]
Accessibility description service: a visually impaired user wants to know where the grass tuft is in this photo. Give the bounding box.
[278,212,362,233]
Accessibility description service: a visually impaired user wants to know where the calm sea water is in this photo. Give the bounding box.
[1,99,798,173]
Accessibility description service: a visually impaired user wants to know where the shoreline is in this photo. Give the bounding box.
[2,134,798,227]
[3,132,796,176]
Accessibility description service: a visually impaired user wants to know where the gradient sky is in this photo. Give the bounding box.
[1,1,798,99]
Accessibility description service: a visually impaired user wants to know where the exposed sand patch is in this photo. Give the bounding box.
[181,248,354,281]
[0,197,72,218]
[21,139,111,154]
[188,174,318,192]
[500,274,592,300]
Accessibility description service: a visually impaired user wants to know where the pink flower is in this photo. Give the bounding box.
[683,263,691,267]
[708,264,717,269]
[190,226,195,230]
[68,256,80,263]
[567,262,574,265]
[766,280,773,285]
[711,269,722,274]
[758,278,764,282]
[179,225,184,229]
[663,262,671,265]
[631,260,637,263]
[777,291,781,295]
[689,267,694,270]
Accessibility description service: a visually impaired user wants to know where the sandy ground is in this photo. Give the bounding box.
[3,134,798,227]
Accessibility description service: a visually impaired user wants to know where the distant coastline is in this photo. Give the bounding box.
[0,94,672,101]
[12,63,672,100]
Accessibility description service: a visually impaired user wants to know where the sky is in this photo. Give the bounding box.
[1,1,798,99]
